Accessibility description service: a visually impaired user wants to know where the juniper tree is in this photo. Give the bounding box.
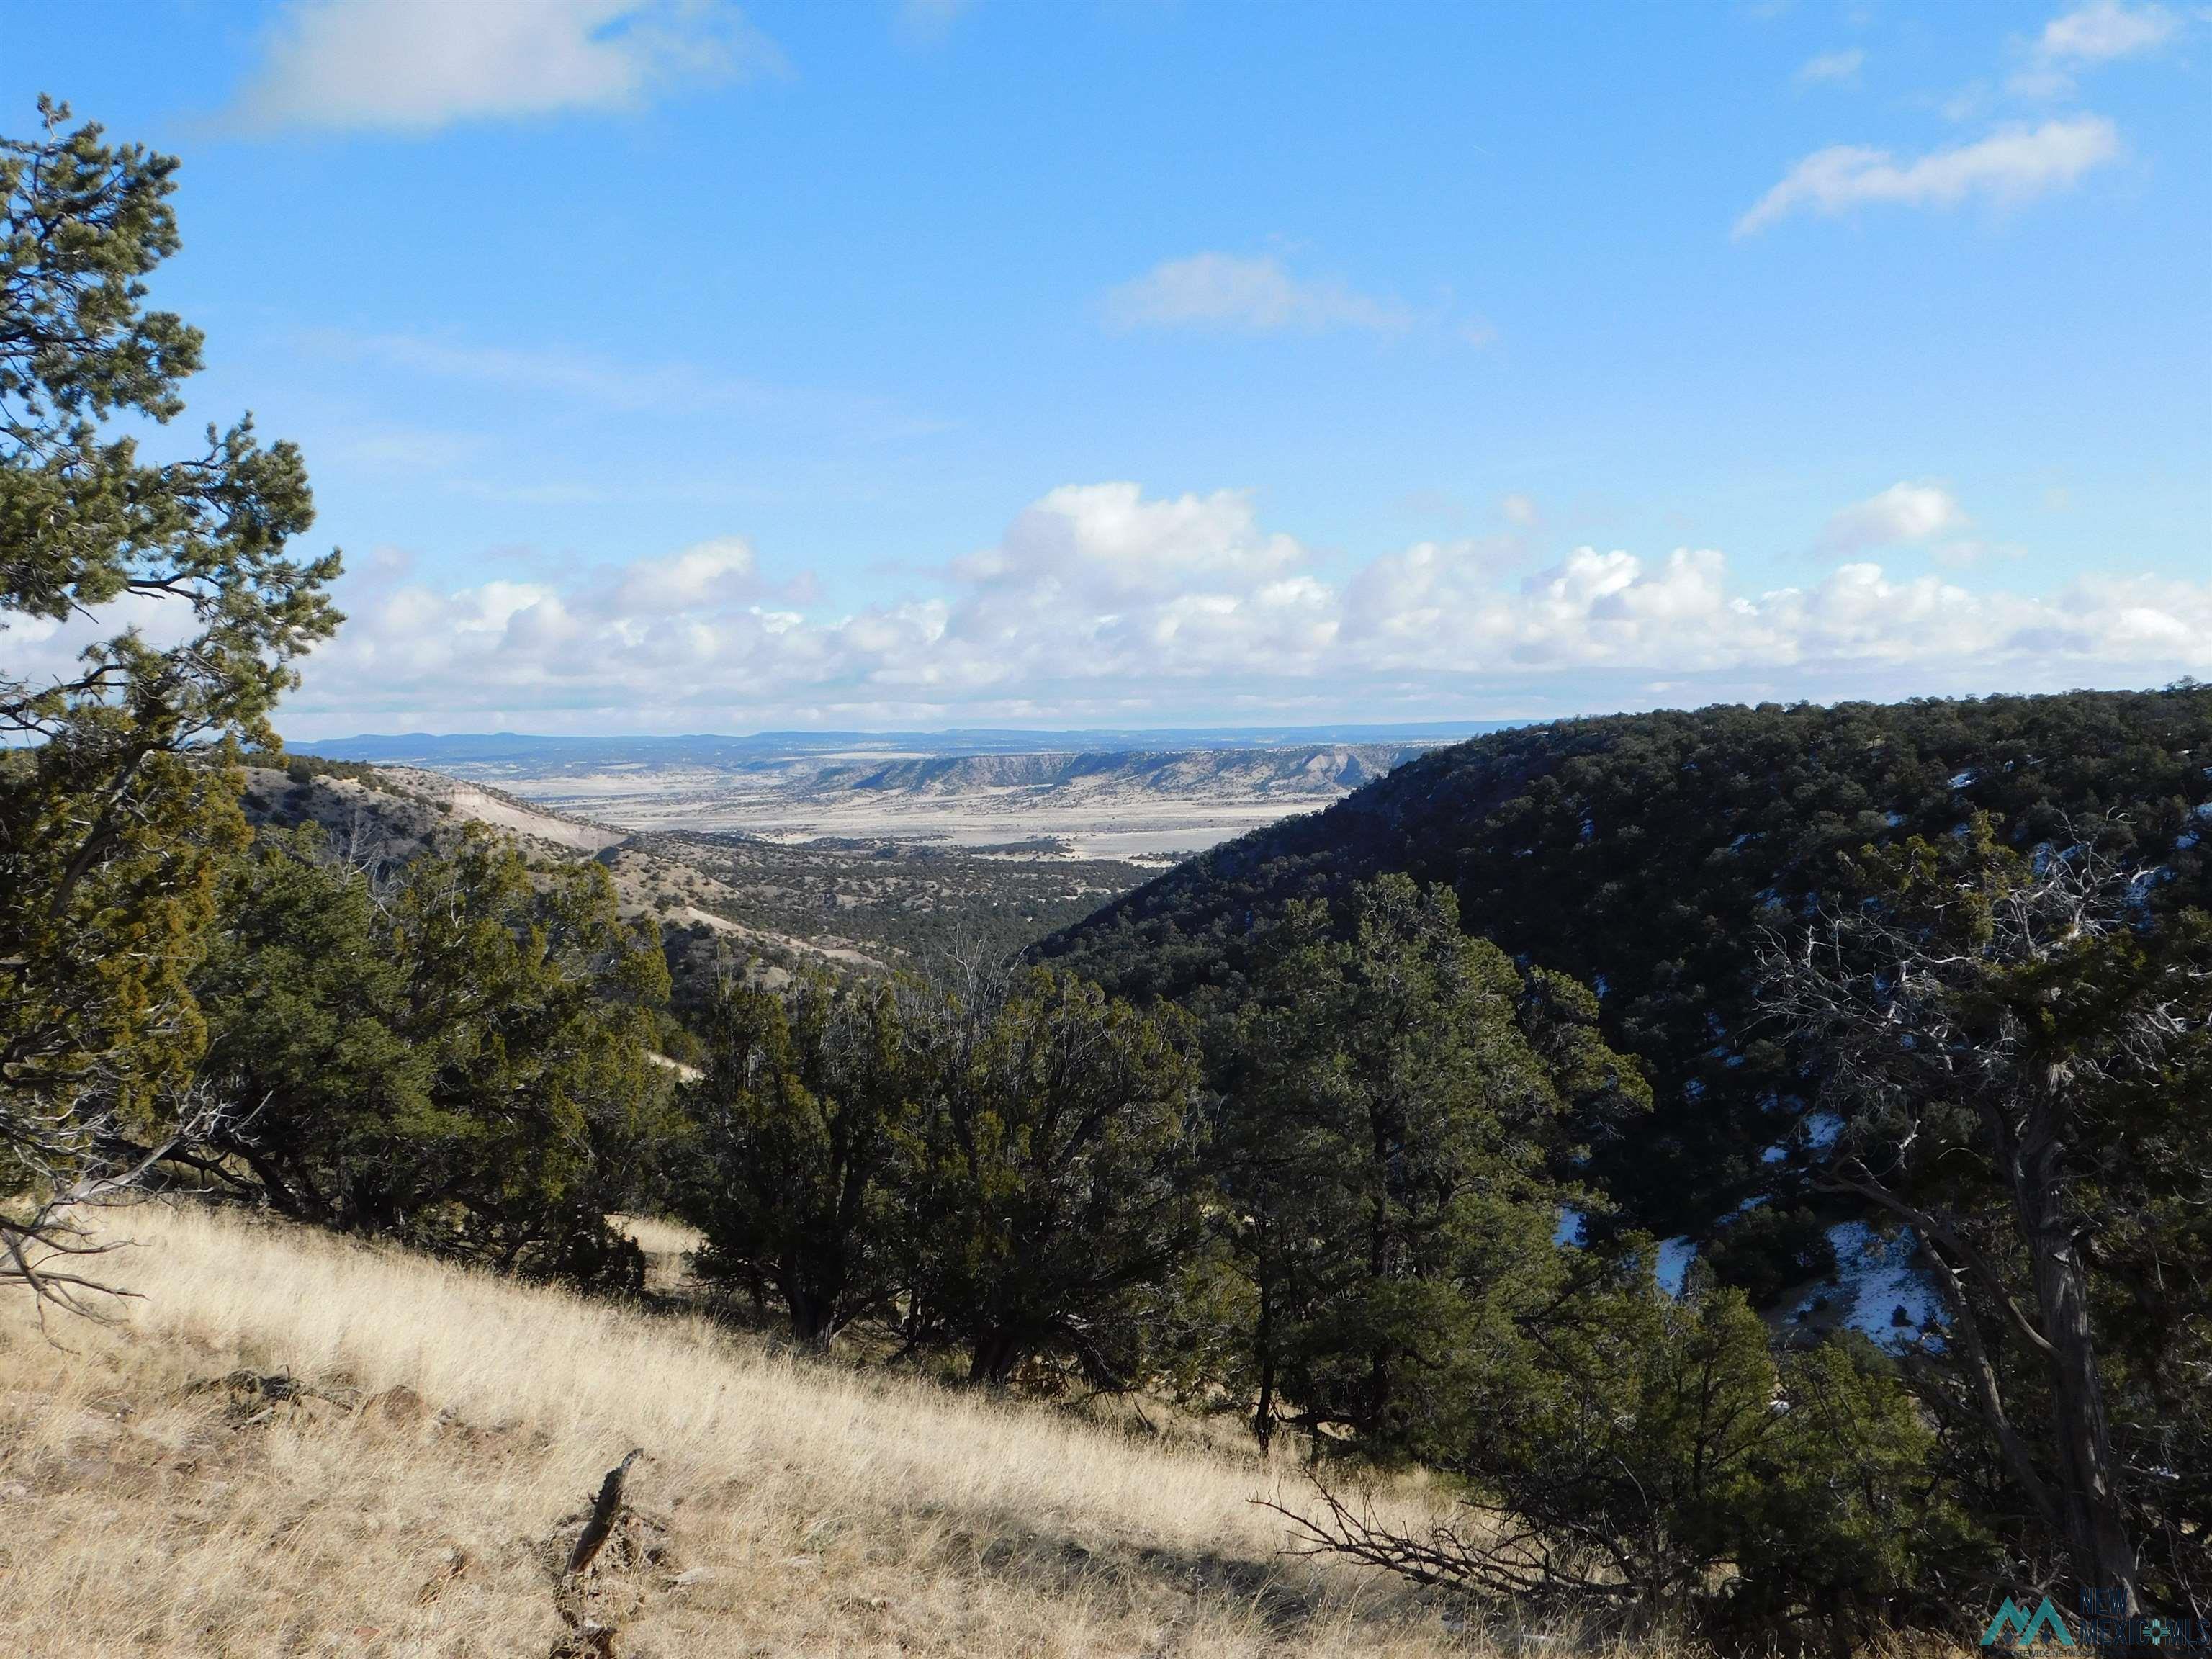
[904,968,1203,1387]
[174,827,674,1286]
[680,974,917,1345]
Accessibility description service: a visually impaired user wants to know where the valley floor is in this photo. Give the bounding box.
[1,1205,1493,1658]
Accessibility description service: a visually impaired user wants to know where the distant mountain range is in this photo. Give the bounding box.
[292,722,1522,776]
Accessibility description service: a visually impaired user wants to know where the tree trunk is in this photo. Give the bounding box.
[787,1285,835,1349]
[968,1327,1025,1385]
[1253,1287,1277,1455]
[1924,1244,2064,1541]
[2015,1130,2139,1610]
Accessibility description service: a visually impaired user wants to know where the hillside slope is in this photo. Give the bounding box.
[1038,687,2212,1242]
[239,760,1154,986]
[239,760,626,868]
[0,1206,1464,1658]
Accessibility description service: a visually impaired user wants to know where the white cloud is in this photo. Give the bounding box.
[1106,253,1418,337]
[613,536,757,614]
[2008,3,2178,97]
[227,1,786,135]
[269,482,2212,732]
[1735,116,2121,235]
[1797,48,1866,86]
[1501,493,1539,528]
[1815,482,1971,558]
[955,483,1305,595]
[2037,2,2177,64]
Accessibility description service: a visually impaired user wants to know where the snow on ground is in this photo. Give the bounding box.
[1795,1222,1944,1348]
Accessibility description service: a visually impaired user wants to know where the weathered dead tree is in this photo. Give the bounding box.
[1,1097,224,1328]
[1757,825,2211,1614]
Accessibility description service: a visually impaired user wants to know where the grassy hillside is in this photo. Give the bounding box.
[0,1206,1473,1658]
[1037,687,2212,1242]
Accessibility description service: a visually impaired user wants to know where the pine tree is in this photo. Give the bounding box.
[1215,875,1647,1452]
[0,99,339,1306]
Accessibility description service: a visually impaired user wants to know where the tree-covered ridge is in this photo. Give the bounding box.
[1038,687,2212,1238]
[7,93,2207,1645]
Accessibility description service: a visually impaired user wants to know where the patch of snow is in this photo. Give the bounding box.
[1655,1236,1697,1298]
[1553,1208,1587,1249]
[1819,1223,1944,1347]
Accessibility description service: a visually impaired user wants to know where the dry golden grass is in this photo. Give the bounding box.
[0,1203,1510,1658]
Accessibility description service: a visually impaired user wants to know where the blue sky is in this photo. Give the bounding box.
[5,0,2208,736]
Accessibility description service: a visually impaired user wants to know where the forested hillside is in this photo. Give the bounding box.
[1039,687,2212,1241]
[9,97,2208,1648]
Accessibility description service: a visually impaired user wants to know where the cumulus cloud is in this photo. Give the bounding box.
[1796,48,1866,86]
[613,536,757,614]
[1106,253,1419,337]
[225,0,786,135]
[1815,482,1971,558]
[1,590,203,695]
[1735,115,2121,235]
[263,482,2212,732]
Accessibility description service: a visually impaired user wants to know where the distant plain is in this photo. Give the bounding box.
[304,728,1516,861]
